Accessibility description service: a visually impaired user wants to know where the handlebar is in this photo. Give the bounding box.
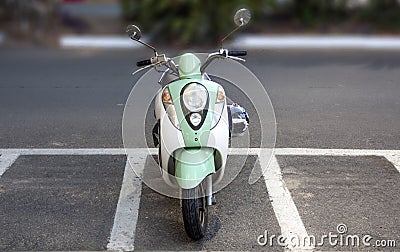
[136,59,152,67]
[134,49,246,76]
[133,54,179,76]
[200,49,246,73]
[227,50,247,56]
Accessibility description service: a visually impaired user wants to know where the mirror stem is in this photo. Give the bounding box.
[220,25,242,49]
[133,38,158,56]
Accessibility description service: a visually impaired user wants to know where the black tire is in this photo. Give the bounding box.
[181,184,208,240]
[152,120,160,147]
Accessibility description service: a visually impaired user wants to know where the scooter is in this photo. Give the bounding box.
[126,8,251,240]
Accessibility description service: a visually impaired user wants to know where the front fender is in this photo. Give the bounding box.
[175,148,215,189]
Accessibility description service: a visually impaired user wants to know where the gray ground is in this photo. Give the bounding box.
[0,47,399,251]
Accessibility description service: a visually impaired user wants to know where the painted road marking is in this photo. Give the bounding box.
[0,148,127,155]
[1,147,399,251]
[107,154,145,251]
[1,148,398,172]
[383,154,400,173]
[274,148,400,156]
[262,156,314,251]
[1,147,399,156]
[0,154,20,177]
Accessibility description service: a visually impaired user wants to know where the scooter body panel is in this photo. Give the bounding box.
[174,147,215,189]
[156,54,229,189]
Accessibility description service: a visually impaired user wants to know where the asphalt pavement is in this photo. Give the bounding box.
[0,47,399,251]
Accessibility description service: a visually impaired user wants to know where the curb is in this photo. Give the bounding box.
[59,34,400,50]
[231,35,400,50]
[60,35,141,49]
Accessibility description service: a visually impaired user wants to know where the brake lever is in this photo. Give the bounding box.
[132,64,154,76]
[227,55,246,62]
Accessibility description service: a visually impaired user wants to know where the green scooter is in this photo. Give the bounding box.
[127,8,251,240]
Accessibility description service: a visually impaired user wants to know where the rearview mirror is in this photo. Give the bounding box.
[126,24,141,40]
[126,24,158,55]
[220,8,251,48]
[234,8,251,27]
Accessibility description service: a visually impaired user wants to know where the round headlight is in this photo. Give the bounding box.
[182,83,208,112]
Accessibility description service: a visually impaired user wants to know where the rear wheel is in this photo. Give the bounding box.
[181,184,208,240]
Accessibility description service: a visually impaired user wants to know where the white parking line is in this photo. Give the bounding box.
[274,148,400,173]
[262,155,314,251]
[1,147,398,172]
[2,147,399,156]
[0,154,20,177]
[383,154,400,173]
[274,148,400,156]
[0,148,127,155]
[107,154,146,251]
[1,147,399,251]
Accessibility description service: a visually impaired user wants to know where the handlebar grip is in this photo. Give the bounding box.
[228,50,247,56]
[136,59,152,67]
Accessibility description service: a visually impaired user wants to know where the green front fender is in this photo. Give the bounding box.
[175,148,215,189]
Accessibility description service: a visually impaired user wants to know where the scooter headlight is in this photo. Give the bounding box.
[182,83,208,112]
[162,87,180,130]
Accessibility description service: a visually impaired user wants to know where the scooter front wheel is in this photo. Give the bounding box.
[181,184,208,240]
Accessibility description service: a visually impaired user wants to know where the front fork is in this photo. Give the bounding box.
[205,175,213,206]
